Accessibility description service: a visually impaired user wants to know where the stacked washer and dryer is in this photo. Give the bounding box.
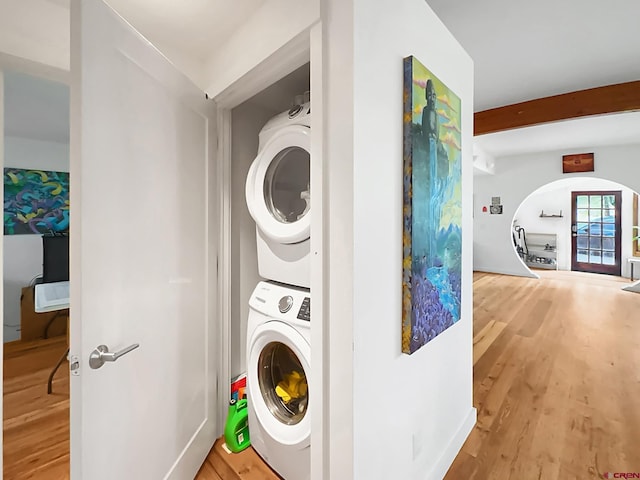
[244,98,312,480]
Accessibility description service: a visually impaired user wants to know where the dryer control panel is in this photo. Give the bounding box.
[297,297,311,322]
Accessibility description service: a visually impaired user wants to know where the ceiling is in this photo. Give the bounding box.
[104,0,266,64]
[427,0,640,112]
[425,0,640,161]
[3,0,639,153]
[104,0,640,113]
[474,111,640,159]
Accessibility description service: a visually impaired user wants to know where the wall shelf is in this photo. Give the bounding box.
[539,210,563,218]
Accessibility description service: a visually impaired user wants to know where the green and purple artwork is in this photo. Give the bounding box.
[402,56,462,354]
[4,168,70,235]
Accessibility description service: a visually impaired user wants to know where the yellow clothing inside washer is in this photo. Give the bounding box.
[275,370,307,403]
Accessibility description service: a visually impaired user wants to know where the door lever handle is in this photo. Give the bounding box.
[89,343,139,369]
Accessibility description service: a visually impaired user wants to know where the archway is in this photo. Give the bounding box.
[473,145,640,279]
[511,177,638,280]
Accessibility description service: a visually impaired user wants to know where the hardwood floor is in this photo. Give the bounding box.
[3,336,70,480]
[445,270,640,480]
[1,336,276,480]
[194,438,280,480]
[4,271,639,479]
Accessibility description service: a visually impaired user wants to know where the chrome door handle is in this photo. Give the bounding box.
[89,343,139,369]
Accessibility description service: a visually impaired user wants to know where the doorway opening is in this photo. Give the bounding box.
[2,69,71,477]
[512,177,637,278]
[571,190,621,275]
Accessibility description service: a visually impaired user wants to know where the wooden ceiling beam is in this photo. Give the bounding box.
[474,81,640,136]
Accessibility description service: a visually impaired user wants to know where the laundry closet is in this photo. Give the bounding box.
[229,62,310,377]
[228,62,312,480]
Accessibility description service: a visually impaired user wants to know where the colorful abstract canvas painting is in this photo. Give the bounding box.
[402,56,462,354]
[4,168,70,235]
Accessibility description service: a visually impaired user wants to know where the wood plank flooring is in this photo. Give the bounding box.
[4,271,639,479]
[445,270,640,480]
[195,438,280,480]
[3,336,70,480]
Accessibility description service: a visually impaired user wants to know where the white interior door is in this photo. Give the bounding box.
[69,1,218,478]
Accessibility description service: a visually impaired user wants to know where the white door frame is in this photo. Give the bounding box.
[211,24,328,479]
[0,66,4,477]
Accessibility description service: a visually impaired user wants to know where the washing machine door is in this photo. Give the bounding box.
[246,125,310,244]
[248,320,310,448]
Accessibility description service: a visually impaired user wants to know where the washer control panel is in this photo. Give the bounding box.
[297,297,311,322]
[249,282,310,322]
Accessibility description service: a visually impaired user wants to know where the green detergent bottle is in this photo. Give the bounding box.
[224,398,251,453]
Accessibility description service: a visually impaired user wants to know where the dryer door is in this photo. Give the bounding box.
[246,125,310,244]
[248,321,310,448]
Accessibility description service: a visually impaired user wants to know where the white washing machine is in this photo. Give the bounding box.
[245,101,311,288]
[246,281,310,480]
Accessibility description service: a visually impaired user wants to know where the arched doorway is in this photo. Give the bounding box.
[511,177,637,277]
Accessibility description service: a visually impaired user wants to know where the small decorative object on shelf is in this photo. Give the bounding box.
[539,210,563,218]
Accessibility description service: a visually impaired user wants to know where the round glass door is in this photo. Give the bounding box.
[257,341,308,425]
[263,147,310,224]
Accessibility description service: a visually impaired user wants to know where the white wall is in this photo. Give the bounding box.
[3,136,69,341]
[230,102,274,377]
[474,144,640,277]
[515,178,634,274]
[348,0,475,478]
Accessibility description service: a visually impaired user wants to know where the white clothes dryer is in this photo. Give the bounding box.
[246,102,311,288]
[246,281,310,480]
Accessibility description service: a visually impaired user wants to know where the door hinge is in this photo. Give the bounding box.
[70,355,80,376]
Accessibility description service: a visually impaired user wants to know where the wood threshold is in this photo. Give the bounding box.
[474,81,640,135]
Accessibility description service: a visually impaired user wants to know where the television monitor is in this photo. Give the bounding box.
[42,235,69,283]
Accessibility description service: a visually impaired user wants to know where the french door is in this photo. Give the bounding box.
[571,191,621,275]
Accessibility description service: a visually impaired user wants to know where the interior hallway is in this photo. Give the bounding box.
[446,270,640,479]
[4,270,639,479]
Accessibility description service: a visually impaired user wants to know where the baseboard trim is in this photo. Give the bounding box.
[474,267,539,279]
[426,407,477,480]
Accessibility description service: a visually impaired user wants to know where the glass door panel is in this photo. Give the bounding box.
[571,190,621,275]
